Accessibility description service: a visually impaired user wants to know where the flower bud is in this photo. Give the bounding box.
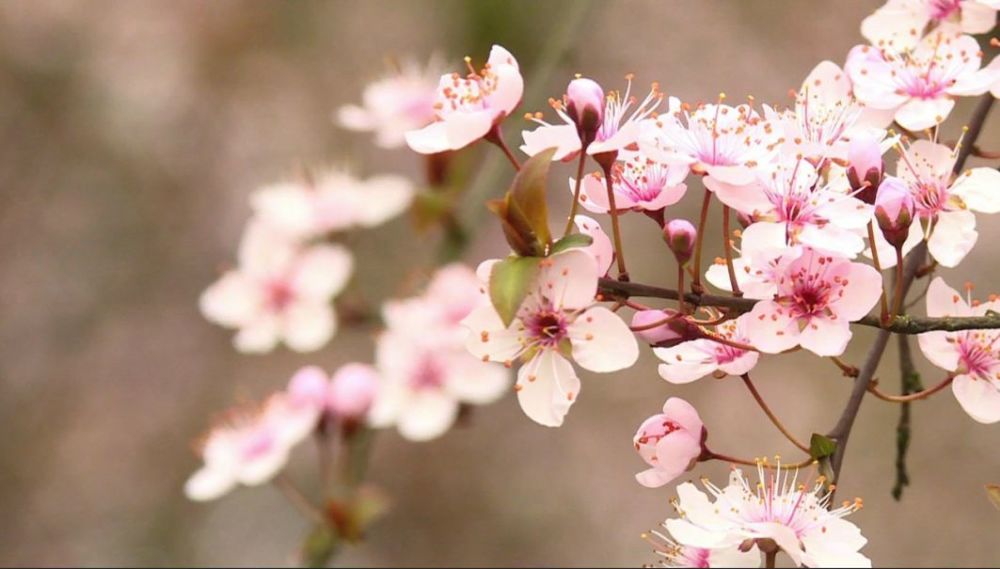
[663,219,697,266]
[565,77,605,145]
[634,397,706,488]
[328,363,379,421]
[874,177,915,249]
[287,366,331,409]
[847,135,883,204]
[631,309,682,345]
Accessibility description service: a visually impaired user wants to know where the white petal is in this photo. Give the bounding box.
[953,167,1000,214]
[928,210,978,267]
[184,466,237,502]
[894,97,955,132]
[234,315,280,353]
[536,249,599,311]
[462,305,523,363]
[199,272,263,327]
[799,315,853,357]
[442,351,511,405]
[745,301,799,354]
[569,306,639,373]
[952,374,1000,424]
[397,391,460,441]
[281,302,336,352]
[516,351,579,427]
[292,244,354,299]
[521,124,581,161]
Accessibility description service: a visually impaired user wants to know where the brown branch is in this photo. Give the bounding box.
[598,277,1000,333]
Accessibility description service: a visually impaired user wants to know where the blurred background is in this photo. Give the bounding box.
[1,0,998,566]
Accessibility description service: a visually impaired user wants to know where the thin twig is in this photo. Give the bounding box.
[740,373,810,454]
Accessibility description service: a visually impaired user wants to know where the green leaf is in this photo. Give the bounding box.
[550,233,594,255]
[508,147,556,247]
[300,524,340,569]
[809,433,838,460]
[488,196,539,257]
[489,255,542,327]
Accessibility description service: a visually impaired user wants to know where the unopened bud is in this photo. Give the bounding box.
[874,177,915,248]
[566,77,605,146]
[663,219,697,266]
[847,135,883,204]
[328,363,379,421]
[631,309,682,345]
[288,366,331,409]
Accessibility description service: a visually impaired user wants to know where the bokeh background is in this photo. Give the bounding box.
[1,1,999,566]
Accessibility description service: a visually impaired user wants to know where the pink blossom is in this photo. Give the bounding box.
[706,222,803,298]
[640,100,780,194]
[894,139,1000,266]
[861,0,998,51]
[745,247,883,356]
[711,156,872,258]
[371,264,510,441]
[845,33,998,131]
[847,133,885,204]
[665,464,870,567]
[250,169,414,239]
[918,277,1000,423]
[654,314,760,383]
[463,249,639,427]
[565,77,605,138]
[633,398,705,488]
[571,151,688,213]
[184,370,326,501]
[521,76,664,160]
[199,220,353,353]
[767,61,890,164]
[405,45,523,154]
[337,57,441,149]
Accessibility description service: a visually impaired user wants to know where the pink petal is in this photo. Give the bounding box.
[952,374,1000,424]
[569,306,639,373]
[516,350,579,427]
[745,300,800,354]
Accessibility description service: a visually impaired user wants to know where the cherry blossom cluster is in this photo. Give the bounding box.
[188,1,1000,566]
[393,1,1000,565]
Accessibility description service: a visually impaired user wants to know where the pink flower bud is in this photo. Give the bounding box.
[663,219,697,266]
[634,398,706,488]
[874,176,915,249]
[631,309,683,345]
[847,135,883,204]
[565,77,605,144]
[287,366,331,410]
[328,363,379,420]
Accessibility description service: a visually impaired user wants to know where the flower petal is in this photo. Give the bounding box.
[569,306,639,373]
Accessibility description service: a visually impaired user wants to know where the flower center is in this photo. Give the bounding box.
[958,333,1000,380]
[410,355,446,390]
[526,310,568,348]
[266,279,295,312]
[929,0,961,20]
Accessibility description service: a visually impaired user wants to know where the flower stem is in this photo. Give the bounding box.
[599,159,629,281]
[274,473,327,526]
[722,205,743,297]
[705,450,814,470]
[765,550,777,569]
[890,245,905,320]
[562,151,589,238]
[691,188,712,294]
[485,124,521,171]
[741,374,810,454]
[677,264,687,314]
[867,221,890,323]
[867,375,954,403]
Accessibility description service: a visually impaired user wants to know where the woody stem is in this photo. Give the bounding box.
[691,188,712,294]
[868,221,890,323]
[722,205,743,297]
[562,151,589,238]
[741,373,810,454]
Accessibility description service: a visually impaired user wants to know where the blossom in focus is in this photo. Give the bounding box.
[521,76,665,160]
[861,0,998,51]
[767,61,890,163]
[641,100,781,195]
[633,397,705,488]
[664,463,870,568]
[337,57,441,149]
[463,249,639,427]
[711,156,873,258]
[654,313,759,384]
[405,45,523,154]
[250,169,414,240]
[200,220,353,353]
[370,264,510,441]
[918,277,1000,423]
[845,33,998,131]
[642,523,761,568]
[894,139,1000,266]
[184,367,328,501]
[705,222,804,298]
[745,247,882,356]
[572,151,688,214]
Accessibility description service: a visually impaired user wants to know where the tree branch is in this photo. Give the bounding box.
[598,277,1000,333]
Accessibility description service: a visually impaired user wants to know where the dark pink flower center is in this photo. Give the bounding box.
[266,279,295,312]
[410,356,446,390]
[526,310,568,348]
